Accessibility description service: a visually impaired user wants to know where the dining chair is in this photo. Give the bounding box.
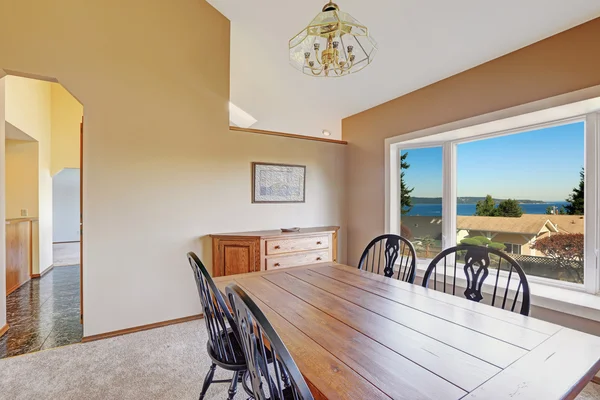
[227,283,315,400]
[422,245,531,315]
[187,252,248,400]
[358,234,417,283]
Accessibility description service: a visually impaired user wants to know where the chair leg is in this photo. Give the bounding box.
[199,363,217,400]
[228,371,240,400]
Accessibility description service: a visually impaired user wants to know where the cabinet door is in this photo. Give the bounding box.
[213,239,259,277]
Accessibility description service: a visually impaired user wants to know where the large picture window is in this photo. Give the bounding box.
[455,122,585,284]
[388,110,599,294]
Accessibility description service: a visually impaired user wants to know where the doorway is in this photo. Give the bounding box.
[0,75,83,358]
[53,168,80,266]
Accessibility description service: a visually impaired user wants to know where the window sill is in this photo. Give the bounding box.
[414,260,600,323]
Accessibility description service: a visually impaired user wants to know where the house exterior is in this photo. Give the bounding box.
[403,214,585,256]
[457,214,584,255]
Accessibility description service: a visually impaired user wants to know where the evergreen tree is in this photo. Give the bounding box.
[565,168,584,215]
[475,195,523,217]
[400,152,414,215]
[475,195,497,216]
[496,199,523,217]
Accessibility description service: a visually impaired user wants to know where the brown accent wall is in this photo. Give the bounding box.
[343,17,600,266]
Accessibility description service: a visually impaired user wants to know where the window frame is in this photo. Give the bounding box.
[503,243,522,255]
[387,113,599,294]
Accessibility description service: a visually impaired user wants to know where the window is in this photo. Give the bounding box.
[504,243,522,255]
[456,122,585,284]
[387,104,599,294]
[399,147,443,260]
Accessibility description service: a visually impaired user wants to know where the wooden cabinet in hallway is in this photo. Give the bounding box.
[5,218,34,295]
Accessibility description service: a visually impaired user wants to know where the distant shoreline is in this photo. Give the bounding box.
[405,201,569,217]
[412,202,561,205]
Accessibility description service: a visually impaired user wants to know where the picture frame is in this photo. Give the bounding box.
[252,162,306,203]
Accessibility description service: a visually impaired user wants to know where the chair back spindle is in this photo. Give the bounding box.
[227,284,314,400]
[422,245,531,315]
[188,252,242,364]
[358,234,417,283]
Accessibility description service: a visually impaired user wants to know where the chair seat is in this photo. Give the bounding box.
[207,328,247,371]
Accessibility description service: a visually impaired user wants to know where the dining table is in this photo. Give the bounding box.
[213,262,600,399]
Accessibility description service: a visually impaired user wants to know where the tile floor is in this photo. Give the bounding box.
[0,265,82,358]
[53,242,80,267]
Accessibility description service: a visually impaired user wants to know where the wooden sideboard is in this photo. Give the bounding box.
[210,226,339,277]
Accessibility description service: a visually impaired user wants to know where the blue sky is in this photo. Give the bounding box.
[401,121,584,202]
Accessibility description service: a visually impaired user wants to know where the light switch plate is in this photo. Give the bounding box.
[20,209,28,217]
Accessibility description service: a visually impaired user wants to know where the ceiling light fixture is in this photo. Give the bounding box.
[289,1,377,78]
[322,130,331,136]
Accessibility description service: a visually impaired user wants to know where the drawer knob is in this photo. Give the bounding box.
[274,263,281,267]
[274,245,281,249]
[316,257,322,261]
[316,241,322,245]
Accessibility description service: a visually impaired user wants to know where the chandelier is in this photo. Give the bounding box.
[289,1,377,78]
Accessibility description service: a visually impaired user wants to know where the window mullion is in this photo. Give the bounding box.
[584,113,600,294]
[442,142,457,250]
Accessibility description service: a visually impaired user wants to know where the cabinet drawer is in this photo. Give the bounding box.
[266,235,329,255]
[266,250,330,270]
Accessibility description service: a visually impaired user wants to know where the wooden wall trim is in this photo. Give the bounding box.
[230,126,348,145]
[31,264,54,279]
[81,314,203,343]
[0,324,8,338]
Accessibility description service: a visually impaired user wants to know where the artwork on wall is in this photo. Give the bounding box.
[252,162,306,203]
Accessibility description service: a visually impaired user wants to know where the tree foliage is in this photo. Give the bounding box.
[475,195,496,216]
[400,152,414,215]
[530,233,584,283]
[460,236,506,251]
[565,168,584,216]
[475,195,523,217]
[496,199,524,217]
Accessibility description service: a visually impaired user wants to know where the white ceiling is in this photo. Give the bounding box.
[207,0,600,139]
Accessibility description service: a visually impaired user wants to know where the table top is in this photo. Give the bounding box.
[214,262,600,400]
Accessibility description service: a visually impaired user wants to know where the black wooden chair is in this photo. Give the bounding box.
[227,283,315,400]
[187,252,248,400]
[422,245,531,315]
[358,234,417,283]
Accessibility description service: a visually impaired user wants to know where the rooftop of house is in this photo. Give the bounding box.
[456,214,585,235]
[549,214,585,234]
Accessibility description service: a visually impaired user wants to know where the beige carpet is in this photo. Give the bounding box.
[0,320,598,399]
[53,242,80,267]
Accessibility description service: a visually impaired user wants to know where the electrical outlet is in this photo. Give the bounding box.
[20,209,28,217]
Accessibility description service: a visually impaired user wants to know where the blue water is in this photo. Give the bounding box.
[405,202,570,216]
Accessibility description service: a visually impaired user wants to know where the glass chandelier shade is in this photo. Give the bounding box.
[289,1,377,78]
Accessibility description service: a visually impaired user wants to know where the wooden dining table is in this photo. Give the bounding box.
[214,262,600,399]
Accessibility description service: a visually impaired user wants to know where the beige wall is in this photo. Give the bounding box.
[0,0,346,337]
[343,17,600,266]
[51,84,81,176]
[343,18,600,332]
[4,76,53,274]
[5,140,39,219]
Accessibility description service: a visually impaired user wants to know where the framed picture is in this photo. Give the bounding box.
[252,162,306,203]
